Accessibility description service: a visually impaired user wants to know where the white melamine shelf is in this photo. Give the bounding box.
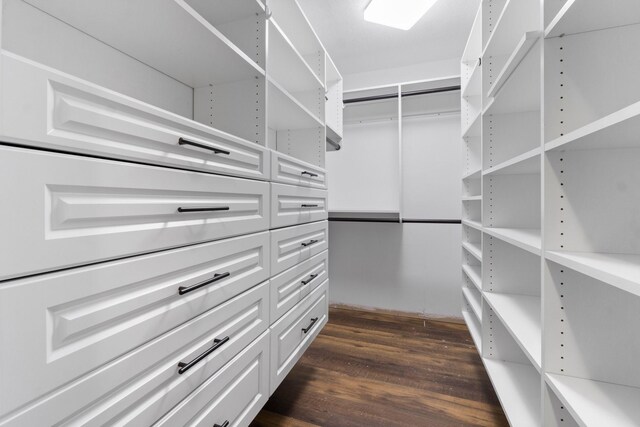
[462,60,482,99]
[484,227,541,255]
[462,111,482,139]
[462,287,482,320]
[482,0,539,58]
[268,78,323,131]
[545,251,640,297]
[463,241,482,262]
[462,168,482,181]
[462,195,482,201]
[484,293,541,369]
[462,219,482,230]
[463,264,482,291]
[487,31,540,99]
[483,147,541,176]
[24,0,265,88]
[546,100,640,152]
[462,309,482,352]
[483,359,541,427]
[546,374,640,427]
[545,0,640,38]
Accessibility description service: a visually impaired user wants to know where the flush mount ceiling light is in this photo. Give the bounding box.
[364,0,439,30]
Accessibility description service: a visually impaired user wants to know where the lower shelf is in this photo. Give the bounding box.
[546,373,640,427]
[483,359,541,427]
[462,309,482,354]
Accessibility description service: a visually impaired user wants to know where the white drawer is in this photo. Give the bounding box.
[0,231,269,418]
[155,331,270,427]
[270,280,328,394]
[0,145,269,281]
[270,221,329,276]
[270,183,328,229]
[0,52,269,180]
[271,150,327,189]
[270,250,329,323]
[0,282,270,426]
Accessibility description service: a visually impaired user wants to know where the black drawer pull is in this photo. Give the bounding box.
[302,317,319,334]
[178,336,230,375]
[301,171,318,178]
[301,239,318,247]
[179,137,230,155]
[177,206,230,213]
[301,204,319,208]
[178,272,231,295]
[214,422,229,427]
[301,274,318,286]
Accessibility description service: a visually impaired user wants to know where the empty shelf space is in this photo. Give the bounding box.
[545,251,640,297]
[268,79,323,131]
[463,241,482,262]
[483,147,541,176]
[484,293,541,369]
[463,264,482,291]
[483,0,540,58]
[487,31,540,98]
[462,168,482,181]
[545,0,640,38]
[462,309,482,353]
[546,100,640,151]
[484,227,541,255]
[462,60,482,99]
[462,195,482,201]
[546,374,640,427]
[462,219,483,230]
[462,111,482,139]
[462,287,482,320]
[483,359,541,427]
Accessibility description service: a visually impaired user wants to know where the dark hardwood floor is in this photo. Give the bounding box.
[251,307,508,427]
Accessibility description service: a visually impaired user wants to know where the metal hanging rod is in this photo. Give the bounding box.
[343,85,461,105]
[326,138,341,150]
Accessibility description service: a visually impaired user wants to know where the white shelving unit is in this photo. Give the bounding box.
[462,0,640,425]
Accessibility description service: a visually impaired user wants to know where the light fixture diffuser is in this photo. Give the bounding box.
[364,0,439,30]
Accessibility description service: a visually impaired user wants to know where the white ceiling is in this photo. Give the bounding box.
[297,0,480,76]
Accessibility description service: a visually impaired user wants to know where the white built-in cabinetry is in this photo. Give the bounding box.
[461,1,640,425]
[0,0,341,425]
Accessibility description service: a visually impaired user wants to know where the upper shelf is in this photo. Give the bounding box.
[545,0,640,38]
[23,0,265,88]
[462,60,482,99]
[483,0,540,59]
[268,78,323,131]
[487,31,540,99]
[483,147,541,176]
[484,227,541,256]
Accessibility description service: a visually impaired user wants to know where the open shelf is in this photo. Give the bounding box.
[462,307,482,352]
[462,168,482,181]
[545,0,640,38]
[546,374,640,427]
[463,287,482,320]
[462,196,482,202]
[463,241,483,262]
[546,100,640,152]
[483,147,541,176]
[487,31,540,99]
[463,264,482,291]
[268,78,323,131]
[462,219,482,231]
[484,293,541,369]
[462,110,482,139]
[546,251,640,298]
[484,227,541,255]
[462,60,482,99]
[483,0,540,59]
[483,359,541,427]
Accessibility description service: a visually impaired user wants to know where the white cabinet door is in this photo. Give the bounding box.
[0,52,269,180]
[0,145,269,281]
[270,280,328,394]
[270,183,328,228]
[271,150,327,189]
[0,231,269,418]
[155,331,270,427]
[270,250,328,322]
[270,220,328,275]
[0,282,270,426]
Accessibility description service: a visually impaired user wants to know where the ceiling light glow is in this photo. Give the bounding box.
[364,0,439,30]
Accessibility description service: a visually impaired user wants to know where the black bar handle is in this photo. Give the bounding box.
[301,204,319,208]
[178,336,230,375]
[302,317,319,334]
[301,239,318,247]
[178,137,231,155]
[178,272,231,295]
[214,422,229,427]
[177,206,230,213]
[301,274,318,286]
[301,171,319,178]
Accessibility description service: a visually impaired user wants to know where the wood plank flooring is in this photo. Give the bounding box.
[251,307,508,427]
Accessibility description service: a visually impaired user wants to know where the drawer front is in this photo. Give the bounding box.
[0,52,269,180]
[271,150,326,189]
[270,280,328,394]
[271,250,329,322]
[0,232,269,418]
[0,146,269,281]
[270,221,328,276]
[0,282,269,426]
[155,331,269,427]
[270,183,328,229]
